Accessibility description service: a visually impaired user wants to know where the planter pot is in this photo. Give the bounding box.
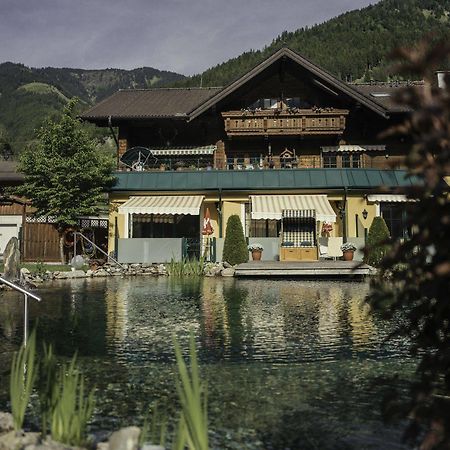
[251,250,262,261]
[343,250,354,261]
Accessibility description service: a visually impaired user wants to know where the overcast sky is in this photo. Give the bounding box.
[1,0,379,76]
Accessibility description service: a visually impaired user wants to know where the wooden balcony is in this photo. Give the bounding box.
[222,108,349,137]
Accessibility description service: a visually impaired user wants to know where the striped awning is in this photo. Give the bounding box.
[321,145,386,152]
[149,145,216,156]
[118,195,204,215]
[250,195,336,222]
[367,194,411,203]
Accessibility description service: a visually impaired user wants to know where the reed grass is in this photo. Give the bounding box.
[140,402,168,447]
[37,343,59,436]
[167,258,204,277]
[173,331,208,450]
[50,355,95,446]
[9,329,37,431]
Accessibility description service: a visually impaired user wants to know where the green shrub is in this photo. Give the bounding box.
[364,216,391,267]
[222,215,248,265]
[10,329,37,431]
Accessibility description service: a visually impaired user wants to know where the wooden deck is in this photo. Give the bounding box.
[234,260,373,278]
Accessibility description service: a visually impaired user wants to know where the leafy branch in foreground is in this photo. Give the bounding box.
[173,332,208,450]
[368,40,450,448]
[10,329,37,431]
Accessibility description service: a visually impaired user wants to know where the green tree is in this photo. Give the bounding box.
[222,215,248,265]
[364,216,390,267]
[369,41,450,447]
[16,98,115,263]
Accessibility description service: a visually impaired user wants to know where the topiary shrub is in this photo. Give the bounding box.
[222,215,248,265]
[364,216,391,267]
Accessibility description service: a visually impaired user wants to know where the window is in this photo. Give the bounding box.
[323,154,337,168]
[380,204,410,240]
[245,203,280,237]
[341,153,361,168]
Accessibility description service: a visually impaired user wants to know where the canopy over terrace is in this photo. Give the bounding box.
[250,194,336,222]
[119,195,204,239]
[118,195,204,216]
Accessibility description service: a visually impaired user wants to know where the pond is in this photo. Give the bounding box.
[0,277,414,449]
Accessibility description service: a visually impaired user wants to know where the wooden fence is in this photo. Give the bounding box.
[22,222,60,262]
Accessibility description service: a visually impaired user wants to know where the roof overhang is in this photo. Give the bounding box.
[188,47,390,121]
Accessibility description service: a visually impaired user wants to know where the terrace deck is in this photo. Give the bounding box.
[234,260,373,278]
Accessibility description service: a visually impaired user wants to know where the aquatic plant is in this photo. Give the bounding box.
[167,257,204,277]
[37,343,59,436]
[173,332,209,450]
[9,329,37,431]
[50,355,95,446]
[140,402,168,448]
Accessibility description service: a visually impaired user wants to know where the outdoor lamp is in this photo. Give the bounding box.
[362,209,368,220]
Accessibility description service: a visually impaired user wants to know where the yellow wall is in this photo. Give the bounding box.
[222,200,244,236]
[346,196,377,238]
[108,191,377,250]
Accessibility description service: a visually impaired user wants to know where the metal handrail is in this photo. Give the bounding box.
[73,231,126,270]
[0,275,41,346]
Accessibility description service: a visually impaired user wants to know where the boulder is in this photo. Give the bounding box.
[3,238,21,281]
[93,269,109,277]
[221,267,235,277]
[0,430,40,450]
[222,261,232,268]
[0,412,13,433]
[108,427,140,450]
[63,270,86,279]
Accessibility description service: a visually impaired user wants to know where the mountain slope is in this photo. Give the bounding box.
[178,0,450,88]
[0,63,185,153]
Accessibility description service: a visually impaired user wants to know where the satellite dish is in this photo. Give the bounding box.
[120,147,158,171]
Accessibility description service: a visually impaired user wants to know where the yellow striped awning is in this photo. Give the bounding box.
[367,194,411,203]
[250,195,336,222]
[118,195,204,215]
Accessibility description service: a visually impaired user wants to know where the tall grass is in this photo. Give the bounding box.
[167,258,204,277]
[173,332,208,450]
[140,402,168,448]
[37,343,59,436]
[50,355,95,446]
[10,329,37,431]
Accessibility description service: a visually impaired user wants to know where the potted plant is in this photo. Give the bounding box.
[340,242,357,261]
[248,243,264,261]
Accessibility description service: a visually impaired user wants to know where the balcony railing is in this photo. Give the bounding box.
[117,155,322,171]
[222,108,349,136]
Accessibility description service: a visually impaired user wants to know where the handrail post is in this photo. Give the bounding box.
[24,293,28,346]
[0,276,41,347]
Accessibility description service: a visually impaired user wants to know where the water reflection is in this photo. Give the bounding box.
[0,277,413,449]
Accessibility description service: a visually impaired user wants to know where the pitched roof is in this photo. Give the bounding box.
[0,160,24,182]
[111,169,419,192]
[82,47,418,123]
[81,87,222,121]
[188,47,390,119]
[351,81,424,113]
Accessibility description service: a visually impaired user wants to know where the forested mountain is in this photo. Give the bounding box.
[1,0,449,155]
[177,0,450,88]
[0,64,185,154]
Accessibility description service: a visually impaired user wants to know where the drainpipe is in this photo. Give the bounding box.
[218,189,223,238]
[343,187,348,242]
[108,116,119,150]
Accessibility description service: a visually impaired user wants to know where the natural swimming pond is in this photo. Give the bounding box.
[0,277,414,449]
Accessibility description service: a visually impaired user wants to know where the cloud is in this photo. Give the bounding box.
[0,0,378,75]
